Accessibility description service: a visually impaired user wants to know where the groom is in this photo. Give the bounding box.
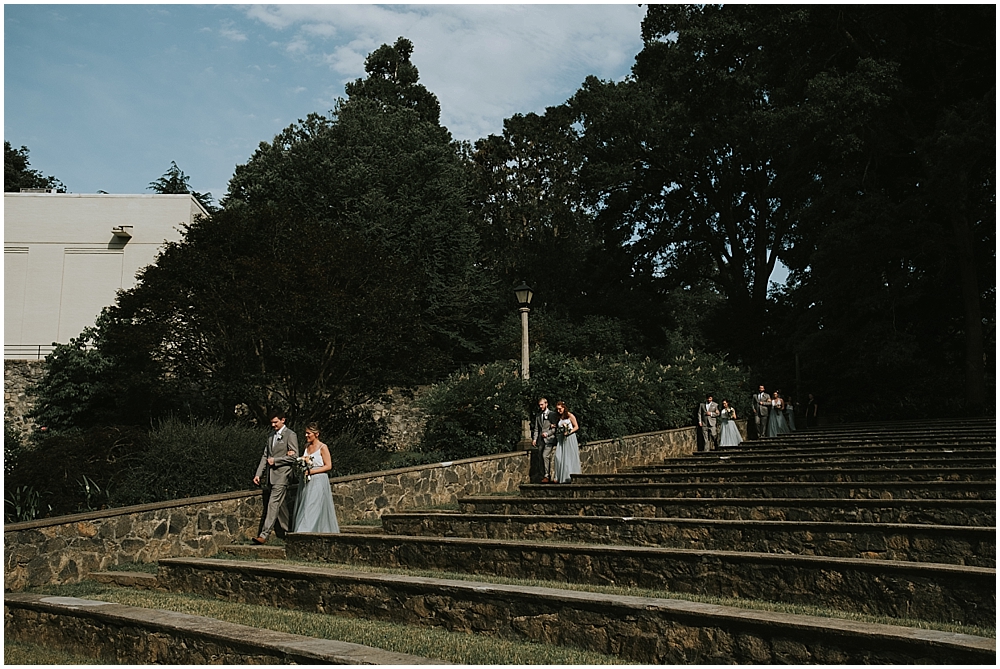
[252,411,299,544]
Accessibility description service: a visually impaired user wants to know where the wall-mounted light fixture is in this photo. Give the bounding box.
[111,226,133,238]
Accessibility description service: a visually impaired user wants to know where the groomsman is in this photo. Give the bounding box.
[698,394,720,451]
[253,411,299,544]
[752,385,771,439]
[532,397,558,483]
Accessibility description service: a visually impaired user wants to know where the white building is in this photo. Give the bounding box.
[4,192,207,359]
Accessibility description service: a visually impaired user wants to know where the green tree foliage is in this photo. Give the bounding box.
[226,37,488,376]
[775,5,995,416]
[419,350,748,460]
[92,206,426,425]
[469,104,699,360]
[4,141,65,192]
[564,5,900,361]
[148,160,216,212]
[26,329,115,432]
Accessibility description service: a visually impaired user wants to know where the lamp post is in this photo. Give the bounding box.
[514,283,534,450]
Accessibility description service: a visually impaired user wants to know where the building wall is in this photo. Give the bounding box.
[4,193,205,359]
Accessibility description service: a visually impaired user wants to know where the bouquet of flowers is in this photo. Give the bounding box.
[560,423,574,437]
[295,453,315,482]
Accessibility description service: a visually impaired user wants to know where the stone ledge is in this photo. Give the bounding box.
[458,495,996,526]
[519,480,996,500]
[155,558,996,665]
[4,593,448,664]
[380,512,996,566]
[284,532,995,626]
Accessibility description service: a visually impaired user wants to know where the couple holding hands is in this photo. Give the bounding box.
[531,398,582,484]
[252,412,340,544]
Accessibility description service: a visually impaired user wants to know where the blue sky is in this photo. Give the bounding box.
[5,3,646,201]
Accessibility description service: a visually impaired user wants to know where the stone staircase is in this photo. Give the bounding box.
[14,419,997,663]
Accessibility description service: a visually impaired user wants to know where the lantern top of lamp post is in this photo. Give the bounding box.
[514,283,533,309]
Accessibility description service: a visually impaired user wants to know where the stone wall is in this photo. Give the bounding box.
[149,558,995,664]
[3,360,45,432]
[365,386,430,452]
[4,424,700,590]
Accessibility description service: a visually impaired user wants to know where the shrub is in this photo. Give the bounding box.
[110,417,262,506]
[419,350,750,459]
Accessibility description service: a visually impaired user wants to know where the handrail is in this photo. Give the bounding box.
[4,345,57,360]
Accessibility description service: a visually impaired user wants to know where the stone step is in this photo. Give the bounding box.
[670,443,996,460]
[778,419,995,433]
[282,533,994,627]
[4,592,446,664]
[151,558,994,665]
[380,513,994,566]
[457,495,995,526]
[635,455,996,471]
[518,480,995,500]
[580,465,995,484]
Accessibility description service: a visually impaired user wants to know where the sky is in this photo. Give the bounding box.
[4,3,647,201]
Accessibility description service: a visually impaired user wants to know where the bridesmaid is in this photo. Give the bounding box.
[553,401,582,483]
[718,399,743,448]
[291,423,340,533]
[767,391,790,437]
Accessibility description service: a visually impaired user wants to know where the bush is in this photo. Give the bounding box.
[110,417,263,507]
[419,350,750,459]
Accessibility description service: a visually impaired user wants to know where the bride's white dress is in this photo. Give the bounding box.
[292,448,340,533]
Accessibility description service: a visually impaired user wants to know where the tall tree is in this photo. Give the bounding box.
[226,37,489,376]
[784,5,995,413]
[149,160,216,212]
[570,5,898,361]
[5,141,65,192]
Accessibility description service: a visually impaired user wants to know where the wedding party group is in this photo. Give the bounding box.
[530,398,583,484]
[252,412,340,544]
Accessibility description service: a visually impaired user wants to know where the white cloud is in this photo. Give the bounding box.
[241,4,645,141]
[219,20,248,42]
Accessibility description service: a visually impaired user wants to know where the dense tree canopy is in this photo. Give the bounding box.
[28,7,994,439]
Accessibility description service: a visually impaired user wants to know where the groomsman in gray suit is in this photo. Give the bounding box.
[752,385,771,438]
[532,397,558,483]
[253,411,299,544]
[698,394,720,451]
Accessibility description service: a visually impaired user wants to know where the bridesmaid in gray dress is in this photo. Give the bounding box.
[718,399,743,448]
[291,423,340,533]
[766,392,790,437]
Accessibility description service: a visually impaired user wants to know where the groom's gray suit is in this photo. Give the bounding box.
[255,424,299,541]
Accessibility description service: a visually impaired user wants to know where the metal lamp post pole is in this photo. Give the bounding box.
[520,304,531,449]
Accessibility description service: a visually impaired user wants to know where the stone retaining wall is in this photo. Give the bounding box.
[152,558,995,664]
[4,425,699,590]
[381,513,996,566]
[3,360,45,432]
[286,533,994,627]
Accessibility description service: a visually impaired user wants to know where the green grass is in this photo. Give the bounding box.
[4,639,114,665]
[24,581,627,665]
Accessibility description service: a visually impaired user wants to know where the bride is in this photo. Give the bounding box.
[291,423,340,533]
